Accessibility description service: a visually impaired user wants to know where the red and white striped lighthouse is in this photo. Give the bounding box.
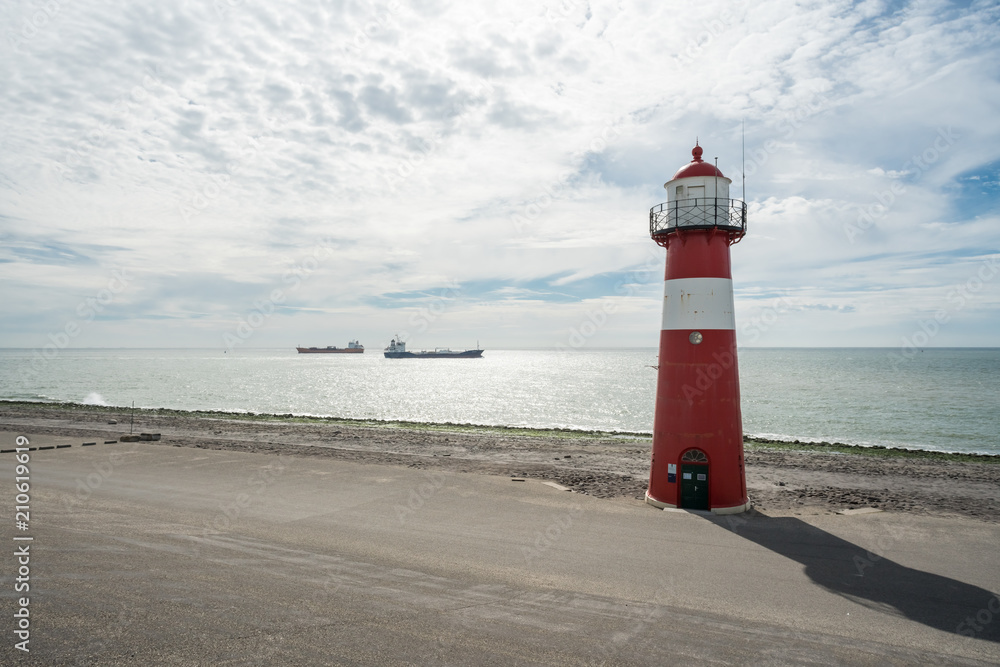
[646,142,749,514]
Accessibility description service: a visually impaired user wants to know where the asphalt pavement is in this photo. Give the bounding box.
[1,433,998,665]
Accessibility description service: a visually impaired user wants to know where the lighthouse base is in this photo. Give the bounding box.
[645,492,750,515]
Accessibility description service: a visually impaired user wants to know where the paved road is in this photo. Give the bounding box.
[1,434,999,665]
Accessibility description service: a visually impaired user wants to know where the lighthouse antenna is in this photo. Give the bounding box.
[714,157,719,225]
[741,118,746,202]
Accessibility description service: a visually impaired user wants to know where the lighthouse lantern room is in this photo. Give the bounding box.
[646,142,749,514]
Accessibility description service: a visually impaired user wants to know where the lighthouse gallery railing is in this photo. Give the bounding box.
[649,198,747,242]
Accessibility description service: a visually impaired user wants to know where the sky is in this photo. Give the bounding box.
[1,0,999,351]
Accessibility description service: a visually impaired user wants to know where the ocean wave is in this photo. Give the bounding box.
[81,392,109,406]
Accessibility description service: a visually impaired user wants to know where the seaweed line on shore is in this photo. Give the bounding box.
[2,399,997,463]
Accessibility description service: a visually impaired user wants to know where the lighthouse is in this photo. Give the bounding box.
[646,142,749,514]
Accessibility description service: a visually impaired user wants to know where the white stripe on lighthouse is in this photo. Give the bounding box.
[661,277,735,330]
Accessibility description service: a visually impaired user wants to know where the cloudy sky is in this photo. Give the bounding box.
[1,0,998,351]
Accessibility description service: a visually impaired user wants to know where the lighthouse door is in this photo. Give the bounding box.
[680,464,709,510]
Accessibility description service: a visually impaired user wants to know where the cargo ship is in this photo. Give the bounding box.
[296,340,364,354]
[384,337,483,359]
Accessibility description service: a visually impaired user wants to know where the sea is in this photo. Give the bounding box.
[0,347,998,456]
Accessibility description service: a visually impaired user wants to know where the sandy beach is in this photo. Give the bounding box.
[2,401,998,523]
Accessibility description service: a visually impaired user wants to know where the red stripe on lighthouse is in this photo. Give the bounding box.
[648,327,746,510]
[664,232,733,280]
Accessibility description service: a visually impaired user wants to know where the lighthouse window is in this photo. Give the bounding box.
[681,449,709,463]
[675,185,683,198]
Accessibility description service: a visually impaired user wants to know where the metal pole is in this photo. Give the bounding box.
[714,157,719,225]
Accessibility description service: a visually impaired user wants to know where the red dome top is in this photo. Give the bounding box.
[671,143,725,180]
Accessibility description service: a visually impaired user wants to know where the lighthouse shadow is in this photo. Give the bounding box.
[706,511,999,643]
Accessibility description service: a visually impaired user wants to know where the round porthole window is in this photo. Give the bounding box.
[689,331,703,345]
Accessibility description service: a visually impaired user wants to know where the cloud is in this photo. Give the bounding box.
[0,0,998,349]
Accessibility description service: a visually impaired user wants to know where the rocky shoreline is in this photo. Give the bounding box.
[3,400,999,523]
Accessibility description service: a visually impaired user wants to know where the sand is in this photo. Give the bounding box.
[2,401,998,523]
